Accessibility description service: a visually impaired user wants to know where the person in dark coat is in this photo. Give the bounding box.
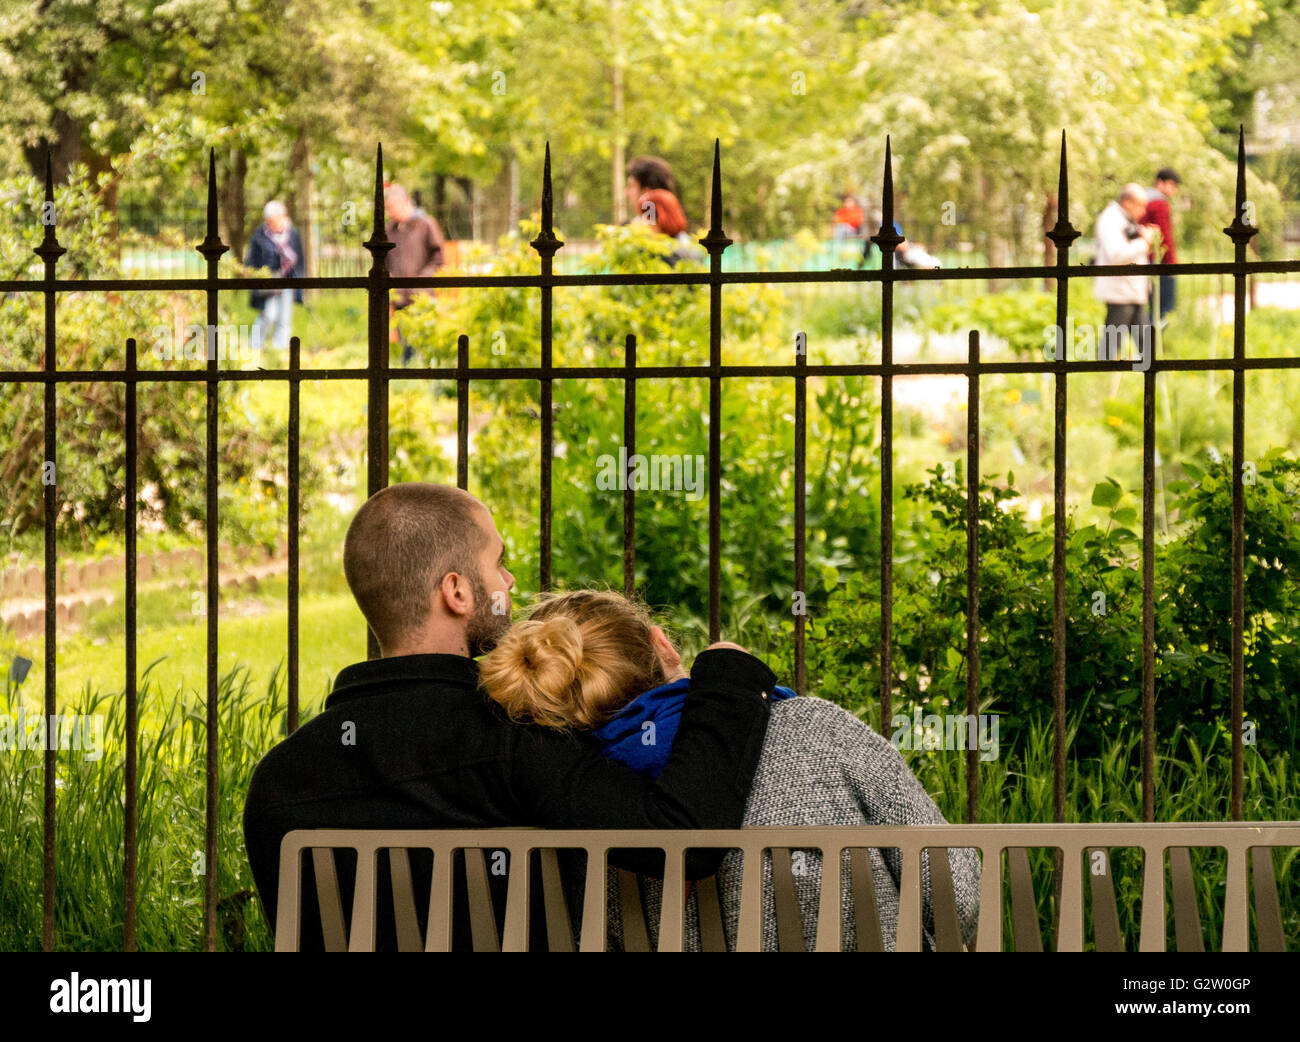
[384,183,446,365]
[244,200,304,352]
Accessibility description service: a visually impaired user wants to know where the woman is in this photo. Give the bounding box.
[625,156,694,265]
[479,590,981,951]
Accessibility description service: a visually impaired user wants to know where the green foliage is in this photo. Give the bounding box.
[400,222,874,622]
[925,289,1060,359]
[0,169,321,552]
[778,453,1300,761]
[923,286,1107,359]
[1,669,1293,951]
[0,664,286,952]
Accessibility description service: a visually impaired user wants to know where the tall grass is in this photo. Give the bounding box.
[899,711,1299,952]
[0,662,290,951]
[0,668,1294,951]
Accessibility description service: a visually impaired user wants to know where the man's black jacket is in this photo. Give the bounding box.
[243,646,774,948]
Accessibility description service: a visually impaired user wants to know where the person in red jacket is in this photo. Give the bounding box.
[833,193,865,239]
[625,155,694,265]
[1142,168,1180,320]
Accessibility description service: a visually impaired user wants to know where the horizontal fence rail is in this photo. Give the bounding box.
[5,129,1298,951]
[274,824,1300,952]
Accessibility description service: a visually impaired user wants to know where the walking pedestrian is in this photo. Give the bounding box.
[1142,167,1181,321]
[245,201,304,353]
[384,182,446,366]
[1094,183,1156,362]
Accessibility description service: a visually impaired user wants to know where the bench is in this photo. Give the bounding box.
[273,822,1297,951]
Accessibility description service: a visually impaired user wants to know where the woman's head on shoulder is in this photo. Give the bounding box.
[478,589,683,731]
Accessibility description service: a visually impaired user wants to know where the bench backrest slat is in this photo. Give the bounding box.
[273,825,1299,952]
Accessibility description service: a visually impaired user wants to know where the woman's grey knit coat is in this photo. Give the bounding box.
[604,695,982,951]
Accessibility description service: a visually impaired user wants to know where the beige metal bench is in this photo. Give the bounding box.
[273,823,1297,951]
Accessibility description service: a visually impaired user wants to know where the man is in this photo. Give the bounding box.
[243,483,774,950]
[1142,167,1181,320]
[1094,183,1156,364]
[384,183,446,365]
[244,201,304,353]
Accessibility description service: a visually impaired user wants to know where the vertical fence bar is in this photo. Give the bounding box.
[197,149,228,952]
[36,150,65,952]
[794,331,807,696]
[700,141,732,642]
[287,335,301,733]
[456,334,470,490]
[1044,134,1081,943]
[871,139,903,737]
[1224,126,1256,822]
[1046,133,1080,823]
[530,144,563,593]
[362,145,394,660]
[1141,326,1157,822]
[964,330,980,823]
[124,337,139,949]
[623,333,637,598]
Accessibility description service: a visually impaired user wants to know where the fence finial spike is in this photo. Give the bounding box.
[205,148,218,237]
[1235,124,1247,210]
[699,138,732,254]
[881,135,894,229]
[1046,130,1080,251]
[372,142,385,240]
[529,141,563,257]
[870,136,903,254]
[1057,130,1069,220]
[710,139,722,233]
[541,141,554,233]
[1224,123,1258,244]
[195,147,228,261]
[35,146,65,263]
[363,143,395,265]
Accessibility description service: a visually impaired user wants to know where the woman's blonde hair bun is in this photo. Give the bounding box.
[479,590,667,730]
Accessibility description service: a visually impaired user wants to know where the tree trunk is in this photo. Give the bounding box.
[977,171,1009,292]
[610,0,626,224]
[508,151,520,230]
[459,176,477,242]
[85,146,119,246]
[23,108,82,183]
[1042,190,1058,292]
[288,133,314,277]
[221,146,248,261]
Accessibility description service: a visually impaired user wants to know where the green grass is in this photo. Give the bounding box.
[0,667,1293,951]
[20,590,365,709]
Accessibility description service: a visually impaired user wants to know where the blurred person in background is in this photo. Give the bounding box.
[384,182,446,366]
[1142,167,1181,322]
[245,200,303,353]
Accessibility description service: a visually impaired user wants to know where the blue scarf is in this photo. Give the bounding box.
[593,677,797,778]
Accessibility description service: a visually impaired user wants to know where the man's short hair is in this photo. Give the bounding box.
[1155,168,1181,185]
[1119,182,1147,204]
[384,183,411,207]
[343,483,488,651]
[263,200,287,220]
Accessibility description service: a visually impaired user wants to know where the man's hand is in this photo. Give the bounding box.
[705,641,748,654]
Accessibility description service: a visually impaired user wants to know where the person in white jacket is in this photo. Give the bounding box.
[1094,184,1156,363]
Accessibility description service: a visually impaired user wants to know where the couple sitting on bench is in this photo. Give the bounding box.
[243,482,980,950]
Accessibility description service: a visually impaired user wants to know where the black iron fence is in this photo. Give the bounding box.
[4,130,1299,951]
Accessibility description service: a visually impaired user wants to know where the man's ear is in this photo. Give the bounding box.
[436,571,474,619]
[650,625,683,676]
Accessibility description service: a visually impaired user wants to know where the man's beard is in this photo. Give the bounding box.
[465,569,510,657]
